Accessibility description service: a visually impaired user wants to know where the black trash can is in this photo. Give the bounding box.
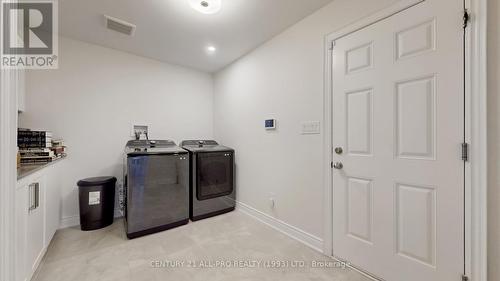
[77,176,117,231]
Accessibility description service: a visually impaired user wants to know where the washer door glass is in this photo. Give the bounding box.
[196,152,234,200]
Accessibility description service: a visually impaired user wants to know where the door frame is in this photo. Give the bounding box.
[0,68,19,281]
[322,0,488,280]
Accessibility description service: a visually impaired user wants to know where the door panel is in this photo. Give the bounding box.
[346,177,373,243]
[345,42,373,74]
[331,1,463,281]
[395,75,436,159]
[346,88,373,156]
[395,182,436,266]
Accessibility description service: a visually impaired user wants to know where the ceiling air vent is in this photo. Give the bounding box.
[104,15,136,36]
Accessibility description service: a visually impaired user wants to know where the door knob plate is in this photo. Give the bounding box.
[333,162,343,169]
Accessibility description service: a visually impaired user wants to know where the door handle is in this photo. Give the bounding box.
[29,183,35,211]
[333,162,343,170]
[334,147,343,154]
[28,182,39,211]
[28,184,33,211]
[34,183,39,209]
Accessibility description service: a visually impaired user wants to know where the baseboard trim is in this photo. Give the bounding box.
[59,215,79,229]
[236,201,323,253]
[59,209,124,229]
[28,244,48,281]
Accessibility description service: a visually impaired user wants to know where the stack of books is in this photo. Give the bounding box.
[18,148,55,165]
[18,129,52,149]
[18,129,66,165]
[51,139,66,158]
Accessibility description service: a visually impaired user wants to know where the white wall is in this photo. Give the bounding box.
[213,0,397,239]
[487,0,500,279]
[19,37,214,225]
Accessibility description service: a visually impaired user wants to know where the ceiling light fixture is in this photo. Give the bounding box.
[188,0,221,14]
[206,45,217,54]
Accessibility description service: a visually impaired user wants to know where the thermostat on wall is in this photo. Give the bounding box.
[265,119,276,130]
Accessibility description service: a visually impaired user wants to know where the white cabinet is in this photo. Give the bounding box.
[14,184,27,281]
[44,164,62,245]
[15,161,62,281]
[26,179,45,276]
[15,176,46,281]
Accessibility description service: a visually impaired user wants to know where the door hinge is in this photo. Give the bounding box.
[330,41,336,50]
[462,143,469,162]
[463,10,470,29]
[462,274,469,281]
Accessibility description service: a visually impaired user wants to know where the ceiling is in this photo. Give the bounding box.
[59,0,333,73]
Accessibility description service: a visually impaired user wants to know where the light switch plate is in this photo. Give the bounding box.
[301,121,321,135]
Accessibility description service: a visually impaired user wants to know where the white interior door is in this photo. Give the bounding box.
[331,1,464,281]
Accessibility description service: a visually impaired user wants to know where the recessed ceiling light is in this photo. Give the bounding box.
[206,46,217,54]
[188,0,221,14]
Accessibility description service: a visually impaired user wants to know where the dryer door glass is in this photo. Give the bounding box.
[196,152,234,200]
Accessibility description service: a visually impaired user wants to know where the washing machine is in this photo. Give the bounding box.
[124,140,189,238]
[181,140,235,221]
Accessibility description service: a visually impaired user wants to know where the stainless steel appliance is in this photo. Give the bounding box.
[181,140,235,221]
[124,140,189,239]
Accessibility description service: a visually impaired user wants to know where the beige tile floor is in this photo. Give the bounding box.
[33,211,370,281]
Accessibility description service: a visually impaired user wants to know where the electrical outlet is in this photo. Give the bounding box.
[270,198,276,209]
[131,124,149,139]
[268,192,276,209]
